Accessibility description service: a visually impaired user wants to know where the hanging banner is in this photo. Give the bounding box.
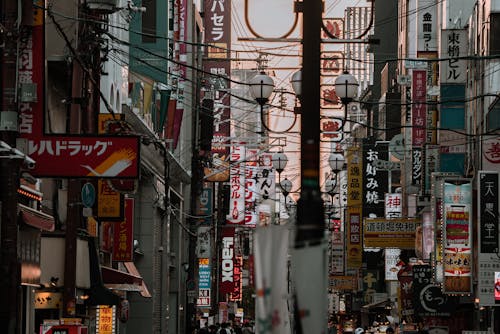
[442,180,472,294]
[254,225,291,334]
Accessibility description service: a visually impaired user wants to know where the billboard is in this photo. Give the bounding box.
[19,4,140,178]
[442,180,472,294]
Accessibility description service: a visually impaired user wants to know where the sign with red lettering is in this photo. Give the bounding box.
[112,198,134,262]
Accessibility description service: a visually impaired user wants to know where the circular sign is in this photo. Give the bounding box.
[389,134,405,161]
[81,182,96,208]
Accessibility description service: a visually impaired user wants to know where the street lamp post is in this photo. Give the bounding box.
[272,151,288,223]
[334,71,359,132]
[249,71,275,133]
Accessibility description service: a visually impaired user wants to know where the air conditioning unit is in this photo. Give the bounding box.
[86,0,119,14]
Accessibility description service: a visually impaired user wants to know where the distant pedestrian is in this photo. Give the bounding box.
[242,320,253,334]
[199,322,210,334]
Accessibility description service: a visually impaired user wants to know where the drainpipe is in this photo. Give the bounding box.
[160,142,171,334]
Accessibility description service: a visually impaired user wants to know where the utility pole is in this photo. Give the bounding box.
[293,1,326,333]
[296,0,324,243]
[0,0,21,333]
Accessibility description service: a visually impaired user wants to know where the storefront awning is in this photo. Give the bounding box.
[102,262,151,298]
[18,204,55,232]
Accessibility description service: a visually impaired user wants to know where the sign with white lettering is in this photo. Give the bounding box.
[219,228,235,295]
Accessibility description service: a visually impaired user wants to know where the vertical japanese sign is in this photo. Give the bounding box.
[96,305,116,334]
[412,147,423,188]
[479,172,499,253]
[412,69,427,147]
[385,193,402,218]
[330,218,344,275]
[347,146,363,269]
[220,227,236,295]
[440,29,467,84]
[227,144,245,225]
[416,0,437,52]
[112,198,134,262]
[411,68,426,190]
[245,149,259,226]
[228,256,243,302]
[362,140,388,218]
[478,172,500,306]
[442,181,472,294]
[97,180,124,221]
[203,0,231,159]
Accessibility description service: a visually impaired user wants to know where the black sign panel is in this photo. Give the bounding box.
[479,172,499,253]
[412,265,455,317]
[362,139,389,218]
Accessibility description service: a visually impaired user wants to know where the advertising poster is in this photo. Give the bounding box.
[442,180,472,294]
